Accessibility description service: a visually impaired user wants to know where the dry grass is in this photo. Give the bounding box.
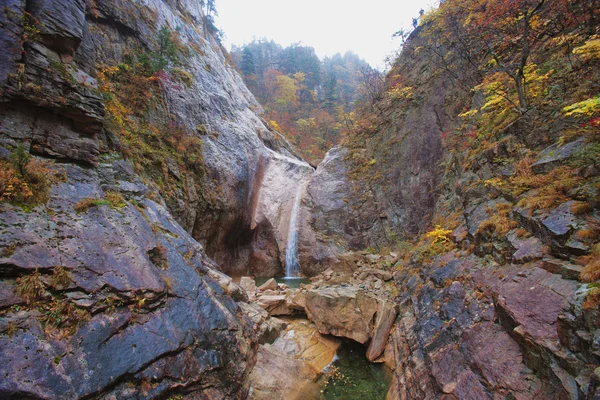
[580,244,600,283]
[16,270,45,304]
[49,267,72,289]
[104,191,126,208]
[575,228,600,242]
[581,256,600,282]
[571,201,593,215]
[583,288,600,310]
[478,202,518,236]
[39,298,91,337]
[513,165,583,210]
[74,191,126,213]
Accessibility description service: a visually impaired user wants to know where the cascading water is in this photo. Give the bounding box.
[284,182,305,277]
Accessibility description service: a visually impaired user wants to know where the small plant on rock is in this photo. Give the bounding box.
[1,145,56,206]
[148,245,168,269]
[424,225,452,243]
[16,270,45,304]
[580,244,600,283]
[49,267,72,289]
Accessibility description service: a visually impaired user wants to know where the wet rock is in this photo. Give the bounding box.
[0,163,255,399]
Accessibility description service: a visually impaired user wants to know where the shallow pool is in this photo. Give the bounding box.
[254,276,311,289]
[319,339,393,400]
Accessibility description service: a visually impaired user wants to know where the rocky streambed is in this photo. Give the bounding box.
[235,252,400,399]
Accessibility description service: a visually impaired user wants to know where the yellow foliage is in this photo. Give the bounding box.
[387,86,413,102]
[563,96,600,117]
[425,225,453,244]
[573,35,600,60]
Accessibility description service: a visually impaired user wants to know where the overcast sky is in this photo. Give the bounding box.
[215,0,437,70]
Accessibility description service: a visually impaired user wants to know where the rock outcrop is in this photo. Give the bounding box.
[248,318,340,400]
[386,252,597,399]
[0,163,255,399]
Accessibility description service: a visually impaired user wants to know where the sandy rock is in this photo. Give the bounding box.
[305,286,378,343]
[248,344,320,400]
[257,295,294,316]
[248,318,340,400]
[366,301,397,361]
[240,277,257,299]
[286,290,307,310]
[258,278,278,292]
[239,302,287,345]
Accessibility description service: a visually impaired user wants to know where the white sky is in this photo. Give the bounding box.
[215,0,437,70]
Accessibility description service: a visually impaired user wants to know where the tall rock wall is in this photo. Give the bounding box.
[0,0,313,278]
[298,28,466,274]
[0,0,312,398]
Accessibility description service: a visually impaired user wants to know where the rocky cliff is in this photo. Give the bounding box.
[0,0,313,398]
[294,1,600,398]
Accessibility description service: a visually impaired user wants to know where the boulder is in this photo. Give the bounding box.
[240,276,257,298]
[258,278,278,292]
[257,295,293,316]
[531,138,585,174]
[366,300,397,361]
[304,286,378,343]
[239,302,287,345]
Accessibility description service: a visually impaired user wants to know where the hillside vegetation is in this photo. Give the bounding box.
[342,0,599,262]
[231,41,373,164]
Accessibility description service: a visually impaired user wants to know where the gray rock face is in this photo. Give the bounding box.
[532,138,585,174]
[27,0,87,55]
[0,163,255,399]
[0,0,320,396]
[298,146,361,275]
[1,0,313,277]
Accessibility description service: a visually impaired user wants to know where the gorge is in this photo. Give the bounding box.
[0,0,599,399]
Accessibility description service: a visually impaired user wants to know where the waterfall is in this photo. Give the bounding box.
[284,182,305,277]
